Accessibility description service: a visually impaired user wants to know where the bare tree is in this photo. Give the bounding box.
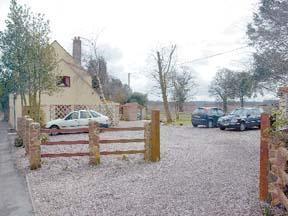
[209,68,235,113]
[83,37,116,125]
[171,65,197,119]
[150,44,176,123]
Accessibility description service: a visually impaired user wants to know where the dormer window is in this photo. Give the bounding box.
[57,76,70,87]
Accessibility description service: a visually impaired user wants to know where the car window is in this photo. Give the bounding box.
[65,111,79,120]
[90,111,101,118]
[217,109,224,116]
[208,109,218,115]
[80,111,91,119]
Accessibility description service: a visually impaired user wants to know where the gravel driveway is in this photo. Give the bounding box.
[16,122,262,216]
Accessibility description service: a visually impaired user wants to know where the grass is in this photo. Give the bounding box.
[172,112,192,126]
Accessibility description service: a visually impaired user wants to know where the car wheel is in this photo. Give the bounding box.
[50,125,59,136]
[207,120,214,128]
[239,122,246,131]
[192,123,198,127]
[220,126,226,130]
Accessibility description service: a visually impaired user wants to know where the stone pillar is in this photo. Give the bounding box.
[24,118,33,155]
[29,122,41,170]
[144,122,152,161]
[89,120,100,165]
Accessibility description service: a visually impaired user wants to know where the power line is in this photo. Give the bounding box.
[179,46,250,65]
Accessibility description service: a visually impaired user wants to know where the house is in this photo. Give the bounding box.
[120,102,146,121]
[9,37,118,128]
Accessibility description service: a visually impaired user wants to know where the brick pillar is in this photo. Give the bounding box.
[29,122,41,170]
[89,120,100,165]
[144,122,152,161]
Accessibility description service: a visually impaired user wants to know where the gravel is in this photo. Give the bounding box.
[15,121,262,216]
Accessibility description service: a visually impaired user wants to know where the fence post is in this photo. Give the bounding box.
[144,122,151,161]
[151,110,160,162]
[89,120,100,165]
[29,122,41,170]
[259,113,270,201]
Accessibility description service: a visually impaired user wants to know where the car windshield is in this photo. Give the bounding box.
[230,109,247,116]
[193,108,206,114]
[90,111,101,118]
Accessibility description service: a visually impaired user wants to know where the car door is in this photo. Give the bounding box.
[78,110,92,128]
[61,111,79,129]
[246,110,257,127]
[252,109,261,127]
[210,108,218,124]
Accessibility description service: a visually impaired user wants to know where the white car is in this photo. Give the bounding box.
[45,110,110,130]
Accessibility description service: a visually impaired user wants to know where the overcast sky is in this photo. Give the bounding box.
[1,0,273,101]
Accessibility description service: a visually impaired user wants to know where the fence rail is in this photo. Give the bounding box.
[18,110,160,169]
[40,127,145,135]
[42,140,89,145]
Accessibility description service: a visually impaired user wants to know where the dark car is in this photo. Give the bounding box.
[191,107,224,128]
[217,107,263,131]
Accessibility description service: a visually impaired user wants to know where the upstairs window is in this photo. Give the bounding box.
[57,76,70,87]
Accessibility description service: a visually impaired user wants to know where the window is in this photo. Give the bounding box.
[80,111,91,119]
[57,76,70,87]
[65,111,78,120]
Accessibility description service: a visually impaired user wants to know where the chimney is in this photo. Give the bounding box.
[73,36,81,65]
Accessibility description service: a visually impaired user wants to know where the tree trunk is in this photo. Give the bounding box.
[240,96,244,108]
[163,94,172,123]
[157,51,173,123]
[223,98,228,113]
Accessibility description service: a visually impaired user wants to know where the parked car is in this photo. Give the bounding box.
[45,110,110,131]
[217,107,263,131]
[191,107,224,128]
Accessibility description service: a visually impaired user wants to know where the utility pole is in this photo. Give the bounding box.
[128,72,131,89]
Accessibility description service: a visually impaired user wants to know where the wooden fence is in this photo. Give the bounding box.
[259,113,288,210]
[17,110,160,170]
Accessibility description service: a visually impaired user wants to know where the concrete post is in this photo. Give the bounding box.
[89,120,100,165]
[29,122,41,170]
